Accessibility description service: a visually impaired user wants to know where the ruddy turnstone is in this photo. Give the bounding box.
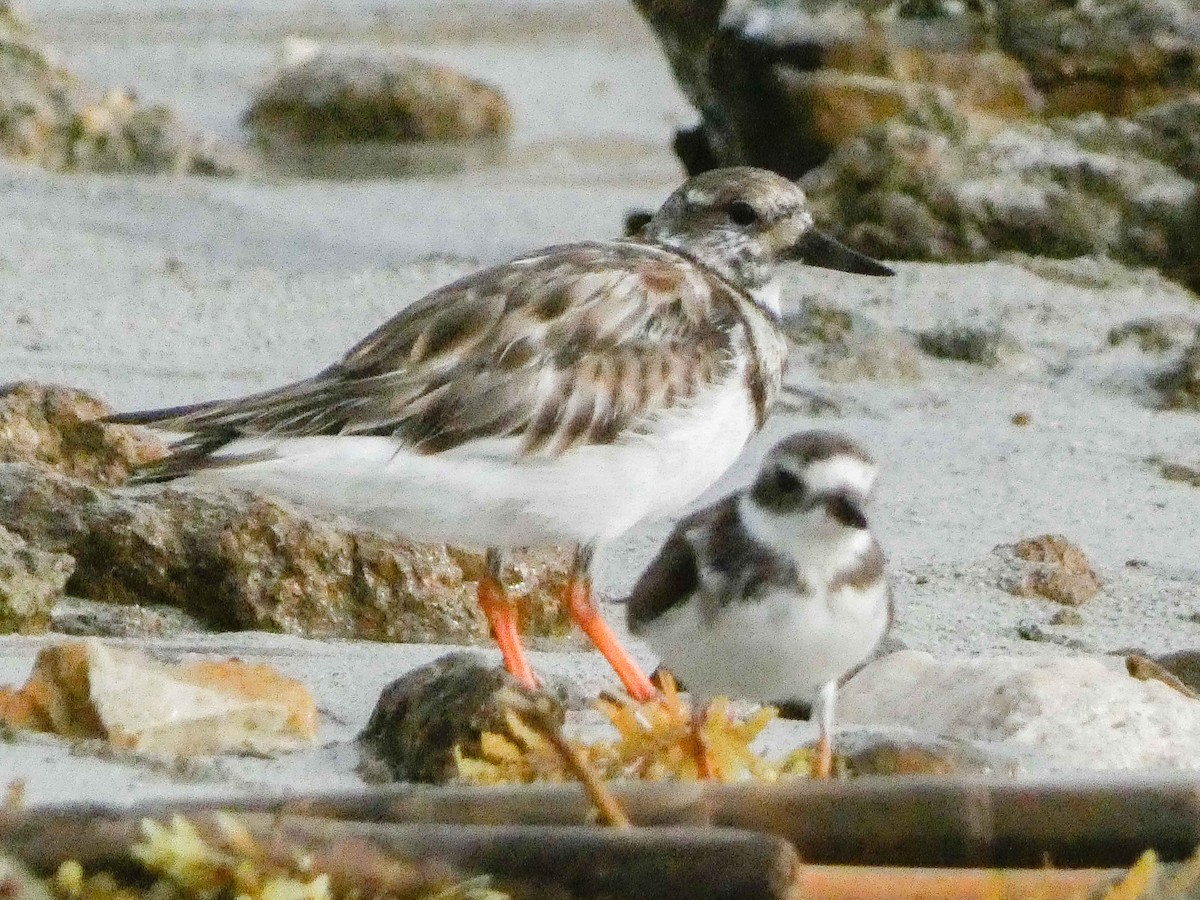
[108,167,893,702]
[627,431,891,776]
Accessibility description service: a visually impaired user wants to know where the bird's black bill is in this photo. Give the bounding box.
[790,229,894,277]
[825,493,869,530]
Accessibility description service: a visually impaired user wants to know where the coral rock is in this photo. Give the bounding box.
[1007,534,1102,606]
[0,8,237,173]
[0,462,571,642]
[0,382,167,487]
[0,525,73,634]
[0,640,317,755]
[245,45,512,144]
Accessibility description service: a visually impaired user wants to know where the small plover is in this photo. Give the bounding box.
[627,431,891,776]
[109,168,892,702]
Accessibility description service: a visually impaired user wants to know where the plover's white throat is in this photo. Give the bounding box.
[627,430,892,776]
[109,167,893,702]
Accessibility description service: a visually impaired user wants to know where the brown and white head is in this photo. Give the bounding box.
[741,430,880,578]
[638,167,893,297]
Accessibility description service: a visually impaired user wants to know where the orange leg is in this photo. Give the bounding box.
[478,571,539,690]
[565,573,656,702]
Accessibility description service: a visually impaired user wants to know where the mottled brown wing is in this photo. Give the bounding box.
[112,241,748,478]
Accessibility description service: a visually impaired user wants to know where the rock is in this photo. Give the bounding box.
[773,51,1039,164]
[244,43,512,144]
[0,525,73,634]
[1147,650,1200,695]
[839,650,1200,771]
[916,324,1007,365]
[631,0,1041,179]
[0,640,318,755]
[0,462,571,643]
[1065,98,1200,182]
[817,329,924,382]
[50,596,210,638]
[1108,315,1199,353]
[0,8,238,173]
[1130,98,1200,181]
[1050,608,1084,626]
[1125,653,1199,700]
[358,652,564,783]
[802,104,1200,293]
[1015,621,1095,651]
[1154,330,1200,410]
[992,0,1200,117]
[787,298,921,381]
[1004,534,1102,606]
[839,733,1016,776]
[634,0,1199,171]
[1155,458,1200,487]
[0,382,167,487]
[783,299,855,346]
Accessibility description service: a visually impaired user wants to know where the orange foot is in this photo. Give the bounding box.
[566,576,656,702]
[478,574,538,690]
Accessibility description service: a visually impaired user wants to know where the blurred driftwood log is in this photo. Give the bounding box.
[0,814,801,900]
[8,776,1200,868]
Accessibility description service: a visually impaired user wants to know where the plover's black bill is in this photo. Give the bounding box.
[789,228,894,277]
[824,492,869,530]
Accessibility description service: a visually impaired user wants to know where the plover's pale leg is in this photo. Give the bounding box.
[479,548,539,690]
[811,679,838,779]
[565,545,657,702]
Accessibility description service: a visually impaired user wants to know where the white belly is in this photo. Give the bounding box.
[640,580,890,704]
[180,375,759,550]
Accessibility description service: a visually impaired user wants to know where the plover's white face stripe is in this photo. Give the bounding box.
[738,492,874,586]
[800,454,878,498]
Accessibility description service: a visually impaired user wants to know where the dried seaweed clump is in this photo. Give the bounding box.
[456,677,814,785]
[1097,848,1200,900]
[50,815,506,900]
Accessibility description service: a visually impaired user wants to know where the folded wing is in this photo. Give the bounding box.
[111,242,753,482]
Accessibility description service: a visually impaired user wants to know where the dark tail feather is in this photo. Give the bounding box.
[104,397,231,428]
[103,375,326,430]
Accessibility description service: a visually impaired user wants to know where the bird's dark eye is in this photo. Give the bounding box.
[775,468,802,494]
[727,201,759,227]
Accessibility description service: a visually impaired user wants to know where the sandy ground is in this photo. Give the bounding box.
[2,0,1200,806]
